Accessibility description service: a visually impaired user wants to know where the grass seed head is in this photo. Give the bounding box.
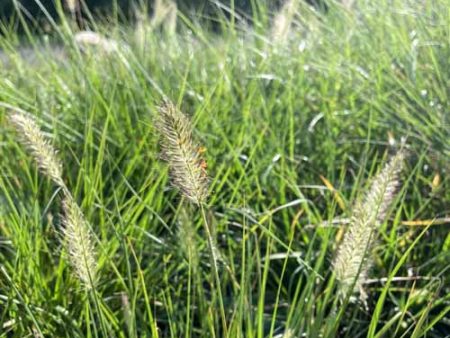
[271,0,298,43]
[333,151,405,302]
[74,31,119,54]
[64,0,79,14]
[9,112,65,188]
[157,100,209,205]
[62,195,97,290]
[152,0,178,33]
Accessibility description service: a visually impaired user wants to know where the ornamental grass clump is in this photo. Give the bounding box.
[9,111,97,290]
[333,151,405,302]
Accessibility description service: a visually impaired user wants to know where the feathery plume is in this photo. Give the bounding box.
[152,0,166,27]
[135,0,177,48]
[134,10,150,49]
[282,329,295,338]
[164,1,177,35]
[74,31,119,54]
[64,0,79,16]
[333,151,405,301]
[341,0,356,10]
[157,100,209,205]
[157,101,236,320]
[271,0,298,43]
[9,112,65,188]
[152,0,177,34]
[9,111,97,290]
[62,195,97,290]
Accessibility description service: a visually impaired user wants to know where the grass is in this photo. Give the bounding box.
[0,0,449,337]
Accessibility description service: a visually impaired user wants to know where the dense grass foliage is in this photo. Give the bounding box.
[0,1,449,337]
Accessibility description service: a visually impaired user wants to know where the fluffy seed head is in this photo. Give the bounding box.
[333,151,405,301]
[271,0,297,43]
[152,0,177,33]
[157,100,209,205]
[164,1,177,35]
[74,31,119,54]
[9,112,65,188]
[62,196,97,290]
[64,0,79,14]
[282,329,295,338]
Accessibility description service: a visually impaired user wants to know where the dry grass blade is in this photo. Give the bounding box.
[157,100,209,205]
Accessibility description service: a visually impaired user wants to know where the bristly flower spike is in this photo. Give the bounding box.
[62,195,97,290]
[157,100,209,205]
[333,150,405,302]
[9,111,97,290]
[9,112,65,188]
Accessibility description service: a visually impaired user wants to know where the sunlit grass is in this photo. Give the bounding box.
[0,0,448,337]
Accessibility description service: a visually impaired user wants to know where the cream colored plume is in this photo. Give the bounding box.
[74,31,119,54]
[9,112,65,188]
[271,0,298,43]
[9,111,97,290]
[65,0,79,15]
[62,195,97,289]
[157,100,209,205]
[152,0,177,34]
[333,151,405,301]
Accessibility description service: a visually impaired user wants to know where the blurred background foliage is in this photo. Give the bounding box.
[0,0,329,24]
[0,0,275,20]
[0,0,300,34]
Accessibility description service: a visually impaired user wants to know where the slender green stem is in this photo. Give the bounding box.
[185,248,192,338]
[127,238,160,338]
[89,289,109,338]
[199,203,228,336]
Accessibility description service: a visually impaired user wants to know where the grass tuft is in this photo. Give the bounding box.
[0,0,448,336]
